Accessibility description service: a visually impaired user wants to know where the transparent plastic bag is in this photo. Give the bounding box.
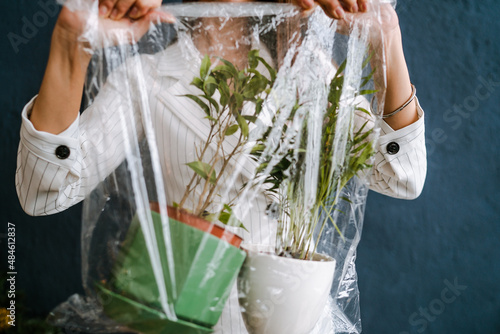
[47,2,389,333]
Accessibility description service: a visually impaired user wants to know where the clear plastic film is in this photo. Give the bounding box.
[47,1,391,333]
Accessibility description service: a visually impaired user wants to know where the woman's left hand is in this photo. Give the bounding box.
[292,0,369,19]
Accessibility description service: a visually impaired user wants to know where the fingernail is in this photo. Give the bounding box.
[359,3,367,12]
[162,12,176,23]
[99,4,108,17]
[305,0,315,8]
[129,7,138,17]
[110,8,118,19]
[334,6,345,19]
[351,4,359,12]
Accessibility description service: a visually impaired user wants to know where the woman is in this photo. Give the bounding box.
[17,0,425,213]
[16,0,426,332]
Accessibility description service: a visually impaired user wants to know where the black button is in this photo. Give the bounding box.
[386,142,400,155]
[55,145,70,159]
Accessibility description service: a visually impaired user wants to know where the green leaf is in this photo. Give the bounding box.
[351,141,370,154]
[191,77,204,90]
[256,56,276,83]
[219,212,248,231]
[255,98,264,115]
[334,60,347,79]
[248,49,259,69]
[229,93,244,114]
[217,80,230,107]
[218,204,248,231]
[360,68,376,87]
[202,94,220,114]
[218,211,231,225]
[203,76,218,97]
[355,107,371,116]
[225,124,239,136]
[362,50,374,69]
[353,127,373,146]
[205,115,217,122]
[212,65,233,81]
[186,161,216,184]
[359,89,378,95]
[237,114,249,138]
[354,121,369,137]
[237,70,247,84]
[182,94,210,117]
[243,115,258,123]
[200,55,211,79]
[243,76,268,98]
[340,196,352,204]
[220,59,239,77]
[250,143,266,154]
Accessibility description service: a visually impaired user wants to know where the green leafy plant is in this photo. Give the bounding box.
[179,48,377,259]
[251,56,377,260]
[177,50,276,227]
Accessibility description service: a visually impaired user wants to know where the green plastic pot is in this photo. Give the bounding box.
[97,285,213,334]
[104,209,246,329]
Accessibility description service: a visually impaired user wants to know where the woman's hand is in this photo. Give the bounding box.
[53,3,174,54]
[98,0,162,20]
[300,1,416,130]
[293,0,369,19]
[333,3,399,43]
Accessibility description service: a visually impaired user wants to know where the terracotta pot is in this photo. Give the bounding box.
[150,203,242,248]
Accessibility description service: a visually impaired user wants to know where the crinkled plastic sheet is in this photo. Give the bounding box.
[47,1,392,333]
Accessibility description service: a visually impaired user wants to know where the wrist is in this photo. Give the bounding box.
[50,25,92,79]
[380,29,419,129]
[30,23,90,134]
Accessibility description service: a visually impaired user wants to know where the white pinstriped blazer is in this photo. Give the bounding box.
[16,40,426,333]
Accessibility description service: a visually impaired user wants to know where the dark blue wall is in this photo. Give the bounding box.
[358,1,500,334]
[1,1,499,333]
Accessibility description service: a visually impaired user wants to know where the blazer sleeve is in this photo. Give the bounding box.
[15,59,144,216]
[368,97,427,199]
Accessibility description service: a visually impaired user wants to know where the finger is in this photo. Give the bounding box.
[128,4,149,20]
[129,0,162,20]
[147,10,175,24]
[110,0,136,20]
[293,0,315,10]
[315,0,346,19]
[339,0,359,13]
[357,0,368,12]
[99,0,118,18]
[128,11,175,42]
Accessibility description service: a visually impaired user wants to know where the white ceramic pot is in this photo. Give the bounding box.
[237,245,336,334]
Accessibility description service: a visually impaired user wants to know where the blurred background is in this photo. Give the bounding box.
[1,0,499,333]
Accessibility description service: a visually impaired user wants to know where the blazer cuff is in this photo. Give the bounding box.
[20,95,80,169]
[376,97,425,162]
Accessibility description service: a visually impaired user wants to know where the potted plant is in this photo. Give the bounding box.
[237,53,377,334]
[97,49,278,333]
[172,49,277,228]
